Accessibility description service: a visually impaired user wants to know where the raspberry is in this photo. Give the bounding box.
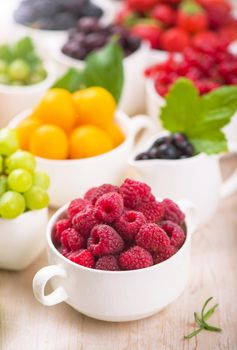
[119,246,153,270]
[61,228,86,251]
[72,206,98,238]
[137,200,164,223]
[84,184,120,205]
[162,199,185,225]
[67,198,91,220]
[120,178,151,209]
[153,245,178,264]
[159,220,185,248]
[95,255,120,271]
[88,225,124,257]
[95,192,124,224]
[59,246,71,258]
[54,218,72,243]
[115,210,147,241]
[68,249,95,268]
[136,223,170,253]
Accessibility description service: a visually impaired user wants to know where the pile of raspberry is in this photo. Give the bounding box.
[53,179,186,271]
[145,32,237,96]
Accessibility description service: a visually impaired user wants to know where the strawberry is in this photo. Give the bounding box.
[192,31,220,52]
[219,23,237,45]
[177,0,208,34]
[150,4,176,27]
[127,0,159,12]
[116,5,139,26]
[197,0,231,29]
[160,28,190,52]
[131,23,162,49]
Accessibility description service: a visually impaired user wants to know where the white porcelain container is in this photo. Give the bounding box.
[32,200,196,322]
[0,63,57,127]
[51,40,149,116]
[0,208,48,270]
[9,111,152,208]
[129,133,237,228]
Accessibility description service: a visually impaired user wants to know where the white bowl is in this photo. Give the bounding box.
[0,62,57,127]
[32,200,196,322]
[0,208,48,270]
[12,0,116,48]
[51,40,149,116]
[9,110,152,208]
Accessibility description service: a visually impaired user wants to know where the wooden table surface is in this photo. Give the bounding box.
[1,156,237,350]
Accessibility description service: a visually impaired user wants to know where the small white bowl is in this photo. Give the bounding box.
[12,0,116,48]
[9,110,152,208]
[0,62,57,127]
[32,200,196,322]
[0,208,48,270]
[51,40,149,116]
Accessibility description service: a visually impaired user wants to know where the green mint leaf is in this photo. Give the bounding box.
[52,68,85,92]
[160,78,237,155]
[13,37,34,59]
[83,42,124,102]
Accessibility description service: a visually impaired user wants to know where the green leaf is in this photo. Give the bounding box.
[83,42,124,102]
[53,68,85,92]
[160,78,237,155]
[203,304,219,321]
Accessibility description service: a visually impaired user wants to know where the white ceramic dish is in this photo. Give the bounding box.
[129,132,237,228]
[9,110,152,208]
[50,39,149,116]
[33,200,196,322]
[0,208,48,270]
[0,62,57,127]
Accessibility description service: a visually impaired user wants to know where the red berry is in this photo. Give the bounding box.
[159,220,185,248]
[131,23,162,49]
[67,198,91,220]
[54,218,72,243]
[136,223,170,253]
[177,2,208,34]
[162,198,185,225]
[88,225,124,257]
[61,228,86,251]
[119,246,153,270]
[84,184,120,205]
[127,0,158,12]
[120,178,151,209]
[68,249,95,268]
[95,192,124,224]
[95,255,120,271]
[153,245,178,264]
[72,206,98,238]
[151,4,176,27]
[161,28,190,52]
[198,0,231,29]
[115,210,147,241]
[137,200,165,223]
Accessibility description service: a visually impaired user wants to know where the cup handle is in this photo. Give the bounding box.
[220,142,237,199]
[177,199,197,235]
[129,114,155,141]
[33,265,68,306]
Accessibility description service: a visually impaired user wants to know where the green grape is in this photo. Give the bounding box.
[8,59,30,82]
[0,191,25,219]
[0,155,2,173]
[0,175,7,196]
[0,60,7,74]
[8,169,32,193]
[24,185,49,210]
[33,171,50,190]
[6,150,36,173]
[0,128,19,156]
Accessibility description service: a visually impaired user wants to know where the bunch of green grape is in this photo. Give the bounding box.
[0,37,47,86]
[0,128,50,219]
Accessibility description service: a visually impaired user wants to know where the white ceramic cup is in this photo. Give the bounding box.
[9,111,152,208]
[129,133,237,228]
[0,63,57,127]
[0,208,48,270]
[32,200,196,322]
[50,39,149,116]
[145,76,237,146]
